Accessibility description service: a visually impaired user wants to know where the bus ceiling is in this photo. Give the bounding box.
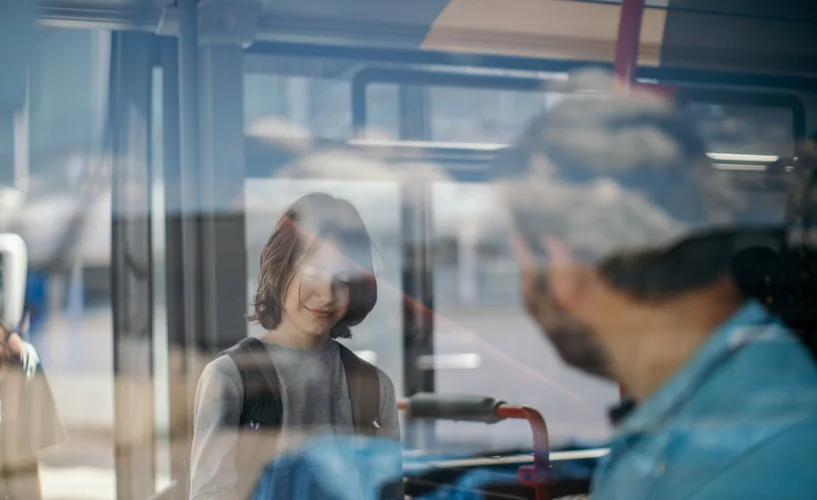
[31,0,817,79]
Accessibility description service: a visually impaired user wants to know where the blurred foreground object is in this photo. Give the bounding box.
[252,435,403,500]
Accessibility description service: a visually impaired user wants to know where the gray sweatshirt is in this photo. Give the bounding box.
[189,339,401,500]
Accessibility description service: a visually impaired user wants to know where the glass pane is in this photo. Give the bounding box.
[151,65,172,494]
[244,53,802,458]
[244,56,370,140]
[429,87,551,143]
[7,27,117,499]
[687,102,795,157]
[245,72,355,139]
[432,182,619,451]
[244,55,407,401]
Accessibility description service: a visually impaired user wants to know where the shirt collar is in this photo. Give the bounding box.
[613,300,779,436]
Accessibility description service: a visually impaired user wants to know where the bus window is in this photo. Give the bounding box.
[244,54,411,397]
[428,86,552,143]
[4,26,117,498]
[245,57,621,453]
[244,52,804,455]
[358,73,802,454]
[244,54,400,140]
[686,99,798,226]
[688,102,795,157]
[432,181,619,452]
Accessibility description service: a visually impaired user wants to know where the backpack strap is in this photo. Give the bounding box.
[224,336,283,429]
[221,337,284,499]
[338,343,381,437]
[224,338,380,435]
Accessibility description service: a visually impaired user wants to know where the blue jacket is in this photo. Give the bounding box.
[251,435,404,500]
[592,301,817,499]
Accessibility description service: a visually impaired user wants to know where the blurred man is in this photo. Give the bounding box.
[503,71,817,499]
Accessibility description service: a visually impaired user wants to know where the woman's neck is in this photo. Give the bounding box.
[260,320,330,350]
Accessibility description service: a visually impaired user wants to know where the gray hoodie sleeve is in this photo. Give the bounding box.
[189,357,243,500]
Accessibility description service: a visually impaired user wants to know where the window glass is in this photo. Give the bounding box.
[244,53,801,455]
[9,27,116,498]
[687,102,795,156]
[244,55,408,397]
[151,64,172,493]
[244,55,401,140]
[429,87,551,143]
[432,182,619,450]
[686,103,795,225]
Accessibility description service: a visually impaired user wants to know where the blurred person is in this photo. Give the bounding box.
[190,193,401,500]
[502,71,817,499]
[251,434,404,500]
[0,320,65,500]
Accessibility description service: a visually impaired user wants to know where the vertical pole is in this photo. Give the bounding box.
[176,0,204,392]
[161,34,192,497]
[177,0,203,358]
[174,2,203,498]
[398,85,437,450]
[168,2,251,495]
[197,44,248,352]
[614,0,645,401]
[110,30,156,500]
[613,0,646,89]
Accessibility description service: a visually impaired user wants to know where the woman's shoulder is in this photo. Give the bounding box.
[200,352,243,388]
[194,354,246,412]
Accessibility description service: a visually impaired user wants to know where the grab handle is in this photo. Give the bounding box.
[399,392,505,423]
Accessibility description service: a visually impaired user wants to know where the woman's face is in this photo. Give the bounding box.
[282,238,353,338]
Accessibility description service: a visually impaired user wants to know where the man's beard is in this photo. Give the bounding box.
[525,273,612,380]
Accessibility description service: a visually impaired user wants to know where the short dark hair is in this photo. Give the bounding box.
[500,83,779,302]
[249,192,377,339]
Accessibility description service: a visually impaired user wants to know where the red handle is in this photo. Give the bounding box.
[397,397,551,500]
[613,0,646,89]
[496,405,551,500]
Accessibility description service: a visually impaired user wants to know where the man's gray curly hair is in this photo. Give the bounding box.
[499,68,769,300]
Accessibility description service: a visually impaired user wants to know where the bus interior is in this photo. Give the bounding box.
[0,0,816,498]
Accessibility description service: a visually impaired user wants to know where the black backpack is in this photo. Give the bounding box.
[222,337,383,498]
[153,337,386,500]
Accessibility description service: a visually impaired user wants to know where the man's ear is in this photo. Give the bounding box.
[542,237,587,310]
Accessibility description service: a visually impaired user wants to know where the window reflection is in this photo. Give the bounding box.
[243,53,802,456]
[432,182,619,452]
[6,27,116,499]
[687,103,795,156]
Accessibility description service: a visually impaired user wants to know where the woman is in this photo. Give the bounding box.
[0,321,64,500]
[190,192,400,500]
